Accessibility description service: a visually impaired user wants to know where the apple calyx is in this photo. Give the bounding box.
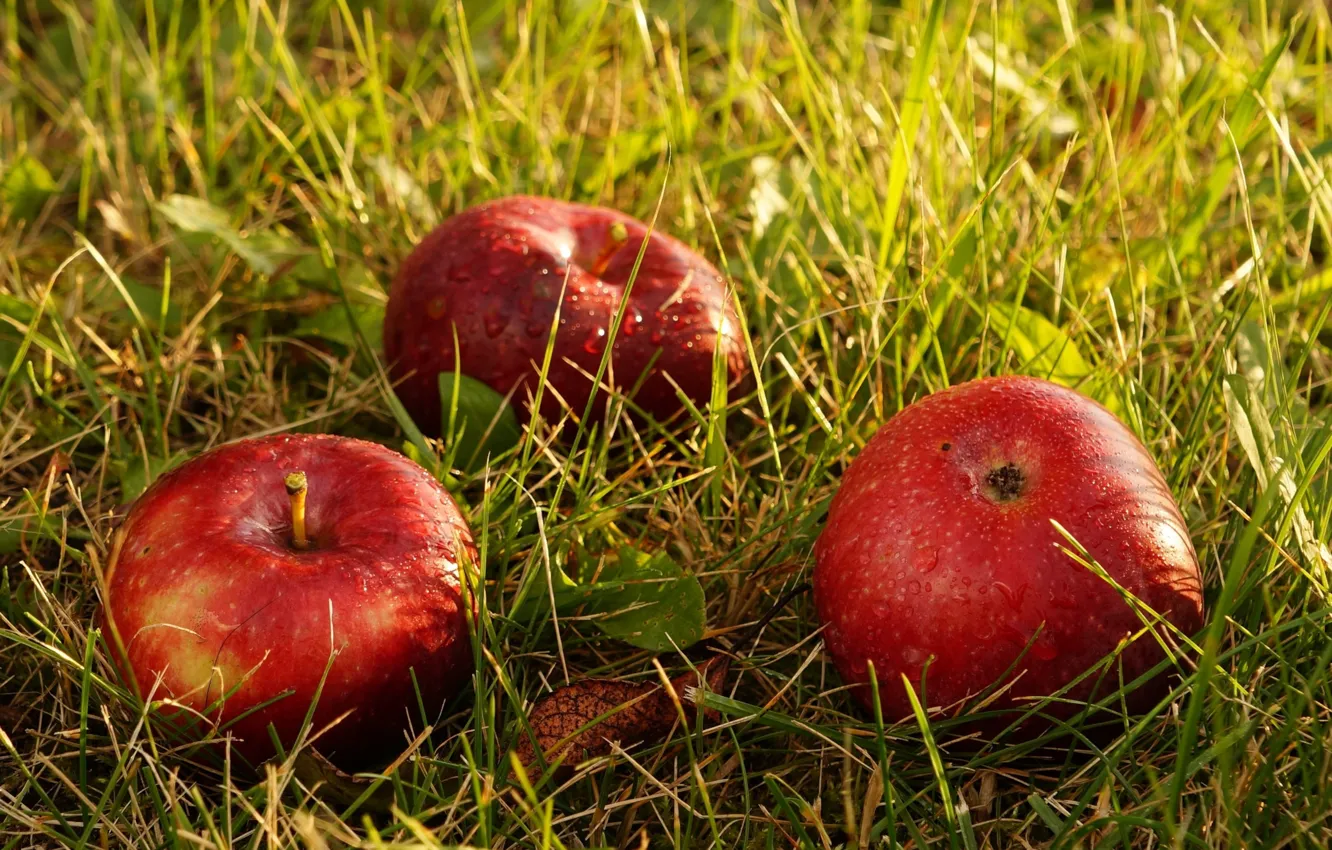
[985,462,1026,503]
[587,220,630,277]
[284,471,310,549]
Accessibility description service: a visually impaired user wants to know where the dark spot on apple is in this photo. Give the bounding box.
[141,546,151,555]
[986,463,1025,502]
[940,442,952,452]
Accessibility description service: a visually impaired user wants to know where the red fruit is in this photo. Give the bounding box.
[101,434,475,769]
[813,376,1204,729]
[383,195,748,432]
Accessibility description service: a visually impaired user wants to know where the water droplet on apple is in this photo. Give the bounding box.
[621,309,643,336]
[525,319,547,338]
[1051,593,1079,611]
[649,329,665,344]
[907,580,921,594]
[448,266,472,284]
[484,313,507,339]
[993,581,1028,611]
[1031,638,1058,662]
[918,548,941,574]
[427,298,447,319]
[583,327,608,355]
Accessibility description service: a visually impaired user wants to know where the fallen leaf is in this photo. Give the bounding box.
[437,371,522,472]
[290,749,395,812]
[3,154,58,222]
[511,655,729,777]
[156,194,305,276]
[510,582,809,780]
[588,546,707,652]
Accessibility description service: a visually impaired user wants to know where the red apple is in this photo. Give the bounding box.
[383,195,748,433]
[101,434,475,769]
[813,376,1204,730]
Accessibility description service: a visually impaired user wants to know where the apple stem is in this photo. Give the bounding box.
[285,471,309,549]
[588,221,630,277]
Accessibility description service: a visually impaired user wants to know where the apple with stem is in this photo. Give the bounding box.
[814,376,1204,731]
[383,195,748,433]
[101,434,475,769]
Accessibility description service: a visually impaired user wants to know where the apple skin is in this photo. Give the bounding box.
[101,434,475,769]
[383,195,748,433]
[813,376,1204,730]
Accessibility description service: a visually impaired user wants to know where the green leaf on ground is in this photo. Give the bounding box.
[438,372,522,472]
[1224,373,1332,582]
[0,293,36,325]
[986,302,1122,413]
[2,155,58,222]
[0,511,60,554]
[156,194,304,276]
[294,301,385,352]
[583,546,707,652]
[104,279,182,330]
[515,544,707,652]
[115,453,186,503]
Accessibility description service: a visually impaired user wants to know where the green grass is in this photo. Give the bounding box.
[3,0,1332,846]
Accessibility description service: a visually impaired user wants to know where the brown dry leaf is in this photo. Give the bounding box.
[510,581,809,781]
[512,655,729,777]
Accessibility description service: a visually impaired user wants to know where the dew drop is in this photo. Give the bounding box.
[622,309,643,336]
[993,581,1028,611]
[1051,593,1079,611]
[583,327,608,355]
[427,298,447,319]
[484,313,507,339]
[1031,639,1058,662]
[919,549,941,574]
[649,329,665,344]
